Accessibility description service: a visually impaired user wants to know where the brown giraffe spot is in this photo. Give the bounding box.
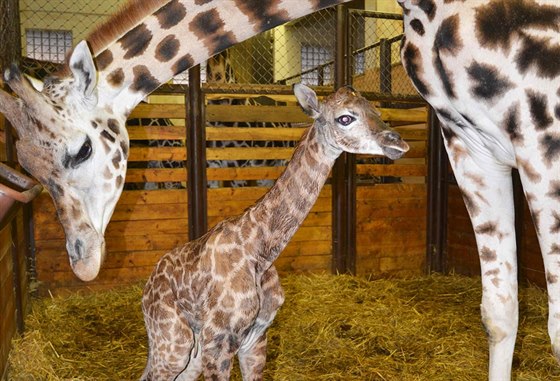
[130,65,161,94]
[107,68,124,88]
[461,192,480,217]
[107,118,120,135]
[417,0,437,20]
[172,53,194,76]
[234,0,290,32]
[95,49,113,71]
[475,0,560,51]
[118,23,153,60]
[435,15,463,55]
[516,33,560,79]
[112,150,122,169]
[467,62,514,101]
[465,172,486,187]
[547,180,560,201]
[474,221,503,239]
[91,120,98,129]
[155,0,187,30]
[540,133,560,165]
[485,268,500,276]
[155,35,180,62]
[547,271,559,284]
[100,130,115,143]
[120,140,129,157]
[403,43,431,98]
[550,243,560,256]
[409,19,425,36]
[551,211,560,234]
[526,89,553,130]
[480,246,497,262]
[491,276,501,288]
[103,167,112,179]
[517,159,542,183]
[189,9,237,57]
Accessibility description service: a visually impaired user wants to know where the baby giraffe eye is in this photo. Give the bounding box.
[336,114,355,126]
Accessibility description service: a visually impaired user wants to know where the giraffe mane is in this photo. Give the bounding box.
[87,0,169,56]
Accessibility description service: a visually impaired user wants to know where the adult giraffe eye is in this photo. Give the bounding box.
[336,115,355,126]
[74,137,92,166]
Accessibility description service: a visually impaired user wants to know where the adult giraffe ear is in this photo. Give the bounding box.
[24,74,44,92]
[69,40,97,107]
[293,83,321,120]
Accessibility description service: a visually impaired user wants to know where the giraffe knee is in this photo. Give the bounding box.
[480,297,518,345]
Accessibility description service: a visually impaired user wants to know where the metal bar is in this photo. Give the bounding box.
[380,39,392,96]
[10,220,24,333]
[332,4,356,275]
[187,66,208,240]
[426,108,448,273]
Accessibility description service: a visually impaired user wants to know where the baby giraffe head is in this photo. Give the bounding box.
[0,41,129,281]
[293,84,410,159]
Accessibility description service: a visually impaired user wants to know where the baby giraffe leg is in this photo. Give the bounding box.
[141,259,200,381]
[238,333,268,381]
[200,331,238,381]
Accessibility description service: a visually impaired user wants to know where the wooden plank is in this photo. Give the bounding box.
[356,163,426,177]
[393,126,427,140]
[206,166,285,181]
[381,108,426,123]
[128,146,186,162]
[206,126,306,141]
[275,254,331,274]
[35,218,189,241]
[207,147,295,161]
[206,104,311,123]
[356,183,426,199]
[126,168,187,183]
[129,103,186,119]
[127,125,185,140]
[357,198,426,218]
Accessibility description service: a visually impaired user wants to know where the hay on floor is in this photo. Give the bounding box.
[7,274,559,380]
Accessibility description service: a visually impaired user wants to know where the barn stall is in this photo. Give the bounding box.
[0,0,553,380]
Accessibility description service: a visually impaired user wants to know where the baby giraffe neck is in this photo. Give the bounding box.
[250,122,340,268]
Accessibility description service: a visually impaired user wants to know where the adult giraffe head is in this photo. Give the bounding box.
[0,0,352,281]
[0,41,128,281]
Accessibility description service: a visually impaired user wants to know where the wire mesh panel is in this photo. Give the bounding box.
[349,9,418,98]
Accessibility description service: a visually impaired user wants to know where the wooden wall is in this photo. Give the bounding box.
[0,209,29,379]
[31,93,428,294]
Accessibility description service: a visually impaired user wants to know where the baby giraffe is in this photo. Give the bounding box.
[141,84,410,381]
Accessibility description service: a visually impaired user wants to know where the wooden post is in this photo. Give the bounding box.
[187,66,208,240]
[0,0,25,333]
[332,4,356,275]
[426,108,448,273]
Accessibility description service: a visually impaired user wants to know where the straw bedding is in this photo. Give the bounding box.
[8,273,560,380]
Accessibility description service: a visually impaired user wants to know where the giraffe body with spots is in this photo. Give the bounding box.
[399,0,560,379]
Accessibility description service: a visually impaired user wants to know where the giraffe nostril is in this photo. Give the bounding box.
[385,131,401,142]
[72,239,84,264]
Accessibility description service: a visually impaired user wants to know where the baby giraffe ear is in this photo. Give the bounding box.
[69,40,97,105]
[293,83,321,119]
